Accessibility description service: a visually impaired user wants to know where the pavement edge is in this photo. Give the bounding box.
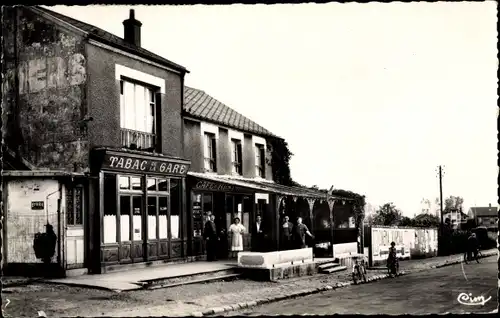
[190,250,497,316]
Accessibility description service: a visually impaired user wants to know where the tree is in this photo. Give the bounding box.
[267,137,294,186]
[443,195,464,214]
[372,203,402,226]
[399,216,414,227]
[412,213,440,227]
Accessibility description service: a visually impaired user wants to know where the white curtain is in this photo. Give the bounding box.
[123,81,135,130]
[135,85,146,132]
[104,215,117,243]
[171,215,179,239]
[159,215,168,239]
[120,215,130,241]
[120,84,125,128]
[133,215,142,241]
[148,215,157,240]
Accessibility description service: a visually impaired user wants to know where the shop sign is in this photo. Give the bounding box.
[194,180,237,192]
[31,201,44,210]
[103,154,189,176]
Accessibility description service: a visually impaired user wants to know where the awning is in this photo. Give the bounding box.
[188,172,349,201]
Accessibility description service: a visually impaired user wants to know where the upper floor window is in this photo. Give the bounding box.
[255,144,265,178]
[120,78,158,151]
[204,133,217,172]
[231,139,242,175]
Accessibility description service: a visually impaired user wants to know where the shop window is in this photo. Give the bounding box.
[103,174,117,243]
[147,196,157,240]
[119,176,130,190]
[66,186,83,226]
[132,196,143,241]
[170,179,181,239]
[158,179,168,192]
[147,178,157,192]
[131,177,142,190]
[120,196,131,242]
[192,193,203,237]
[159,196,168,239]
[242,195,252,228]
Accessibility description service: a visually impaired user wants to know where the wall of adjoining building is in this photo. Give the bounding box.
[5,178,63,264]
[2,7,89,172]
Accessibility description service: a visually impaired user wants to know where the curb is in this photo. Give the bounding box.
[191,271,407,317]
[190,250,497,316]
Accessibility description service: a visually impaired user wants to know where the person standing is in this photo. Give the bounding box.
[294,217,314,249]
[229,217,246,259]
[252,215,265,252]
[281,215,294,250]
[203,214,218,261]
[466,232,479,261]
[387,241,398,277]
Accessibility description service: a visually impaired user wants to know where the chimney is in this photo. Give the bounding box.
[489,203,491,208]
[123,9,142,47]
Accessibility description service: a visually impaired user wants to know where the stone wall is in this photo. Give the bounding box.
[2,7,89,171]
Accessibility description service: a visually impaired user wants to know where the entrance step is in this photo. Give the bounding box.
[139,268,242,290]
[318,262,340,271]
[321,265,347,274]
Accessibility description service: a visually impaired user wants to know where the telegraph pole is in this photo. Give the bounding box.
[439,165,444,231]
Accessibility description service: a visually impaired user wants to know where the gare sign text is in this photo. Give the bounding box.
[104,154,189,176]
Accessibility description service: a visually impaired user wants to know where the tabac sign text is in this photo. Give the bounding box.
[103,154,189,176]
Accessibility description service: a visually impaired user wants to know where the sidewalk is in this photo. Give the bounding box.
[42,260,237,291]
[104,248,497,317]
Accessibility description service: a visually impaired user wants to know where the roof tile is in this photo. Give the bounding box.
[184,87,277,138]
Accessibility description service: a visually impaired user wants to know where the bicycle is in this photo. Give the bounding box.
[463,249,481,264]
[352,257,368,285]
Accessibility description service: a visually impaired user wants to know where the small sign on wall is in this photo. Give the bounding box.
[31,201,44,210]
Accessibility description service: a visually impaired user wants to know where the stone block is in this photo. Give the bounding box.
[238,248,313,269]
[212,307,225,314]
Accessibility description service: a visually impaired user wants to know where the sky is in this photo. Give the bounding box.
[48,2,498,216]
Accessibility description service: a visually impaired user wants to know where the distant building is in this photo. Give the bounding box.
[468,204,498,230]
[442,210,468,229]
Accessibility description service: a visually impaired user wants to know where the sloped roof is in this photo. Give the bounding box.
[469,206,498,217]
[184,86,278,138]
[33,6,188,73]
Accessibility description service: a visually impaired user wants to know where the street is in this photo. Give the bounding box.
[224,255,498,315]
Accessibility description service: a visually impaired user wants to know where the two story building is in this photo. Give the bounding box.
[468,204,498,230]
[2,6,191,275]
[2,6,355,277]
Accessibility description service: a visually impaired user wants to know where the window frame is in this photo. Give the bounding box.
[231,139,243,175]
[254,143,266,178]
[66,185,84,227]
[204,132,217,172]
[120,77,160,151]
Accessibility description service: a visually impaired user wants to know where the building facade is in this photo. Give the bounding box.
[2,6,358,276]
[2,6,191,275]
[468,204,498,230]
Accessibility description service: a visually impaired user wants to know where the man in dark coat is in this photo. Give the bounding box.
[294,217,314,249]
[281,215,294,250]
[252,215,266,252]
[203,214,218,261]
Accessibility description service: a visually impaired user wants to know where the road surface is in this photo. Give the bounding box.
[224,255,498,315]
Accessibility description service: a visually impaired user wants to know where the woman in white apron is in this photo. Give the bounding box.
[229,217,246,258]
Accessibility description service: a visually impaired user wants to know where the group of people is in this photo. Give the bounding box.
[203,213,315,261]
[281,215,315,250]
[203,213,268,261]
